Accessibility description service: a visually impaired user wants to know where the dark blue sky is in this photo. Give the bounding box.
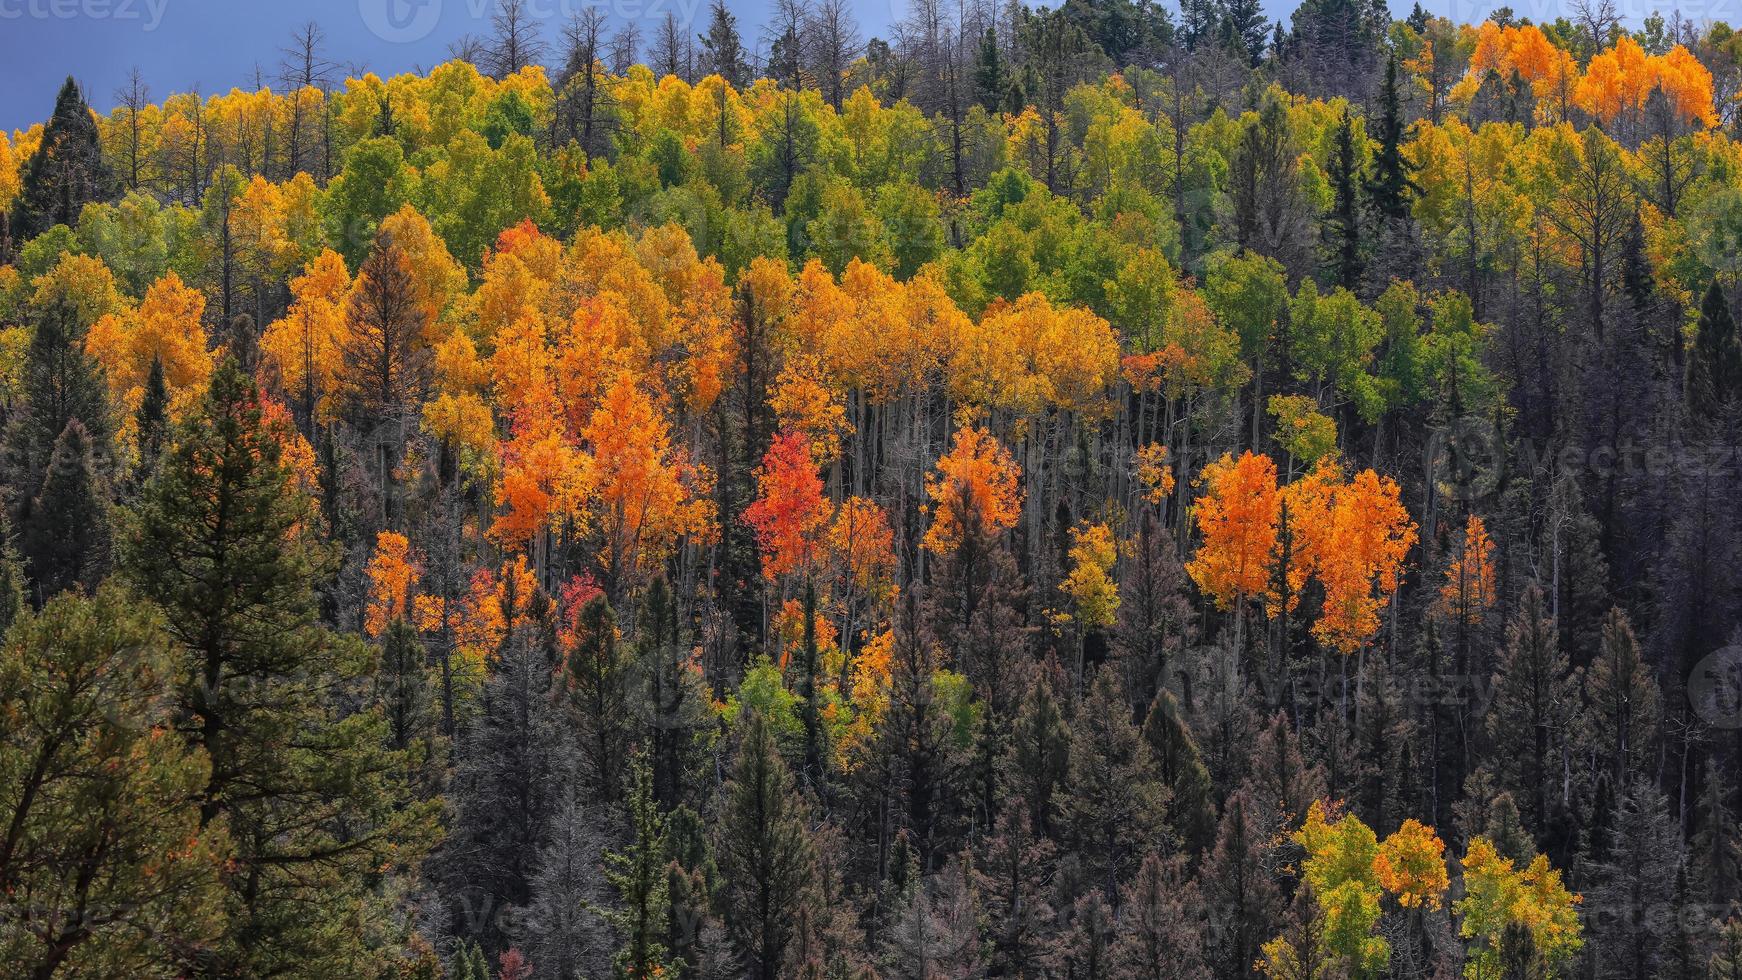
[1,0,1483,134]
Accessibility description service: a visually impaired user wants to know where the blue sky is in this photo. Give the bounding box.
[1,0,1496,134]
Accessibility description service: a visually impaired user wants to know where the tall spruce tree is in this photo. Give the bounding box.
[1482,585,1575,835]
[605,755,675,980]
[11,77,118,239]
[1059,669,1166,898]
[717,709,818,980]
[1143,689,1217,855]
[699,0,750,87]
[1688,280,1742,421]
[124,358,436,974]
[2,292,113,543]
[1365,52,1419,223]
[1325,110,1364,291]
[19,418,110,600]
[568,593,630,804]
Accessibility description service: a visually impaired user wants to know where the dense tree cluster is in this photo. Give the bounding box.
[3,1,1742,977]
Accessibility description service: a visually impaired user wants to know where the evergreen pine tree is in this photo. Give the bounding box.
[1713,917,1742,980]
[1483,585,1574,834]
[2,292,113,539]
[1691,769,1742,905]
[1112,850,1211,978]
[974,28,1007,111]
[444,582,564,956]
[133,353,169,485]
[124,358,436,974]
[699,0,749,87]
[568,593,630,804]
[1586,777,1680,978]
[1219,0,1269,65]
[1581,608,1661,790]
[717,710,818,980]
[0,518,26,634]
[1001,677,1072,841]
[1365,52,1419,223]
[1688,280,1742,421]
[1204,789,1282,978]
[974,801,1057,975]
[637,575,711,810]
[1325,110,1364,291]
[11,77,118,239]
[605,755,675,980]
[20,418,110,600]
[0,587,226,978]
[1142,688,1217,855]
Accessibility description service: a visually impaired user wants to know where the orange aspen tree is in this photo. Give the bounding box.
[364,531,420,638]
[1311,468,1417,654]
[580,369,714,601]
[743,430,834,585]
[923,425,1023,557]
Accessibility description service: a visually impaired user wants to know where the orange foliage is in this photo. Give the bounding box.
[491,378,588,548]
[86,271,214,427]
[743,431,834,582]
[454,556,541,660]
[1186,451,1280,612]
[830,496,897,602]
[1309,468,1417,653]
[364,531,420,638]
[259,396,320,499]
[923,426,1023,556]
[1375,819,1450,910]
[1459,22,1579,113]
[580,370,715,586]
[1438,513,1496,626]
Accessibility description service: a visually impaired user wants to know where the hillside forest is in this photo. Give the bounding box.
[3,0,1742,976]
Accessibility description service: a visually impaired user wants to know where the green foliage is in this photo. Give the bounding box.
[603,755,674,980]
[0,585,226,977]
[1689,280,1742,420]
[724,654,804,746]
[124,359,436,974]
[11,77,117,239]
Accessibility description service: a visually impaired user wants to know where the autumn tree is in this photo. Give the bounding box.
[1456,836,1583,977]
[582,370,712,602]
[744,430,833,584]
[1187,450,1279,648]
[340,229,430,423]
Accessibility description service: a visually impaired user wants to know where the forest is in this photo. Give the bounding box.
[1,0,1740,975]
